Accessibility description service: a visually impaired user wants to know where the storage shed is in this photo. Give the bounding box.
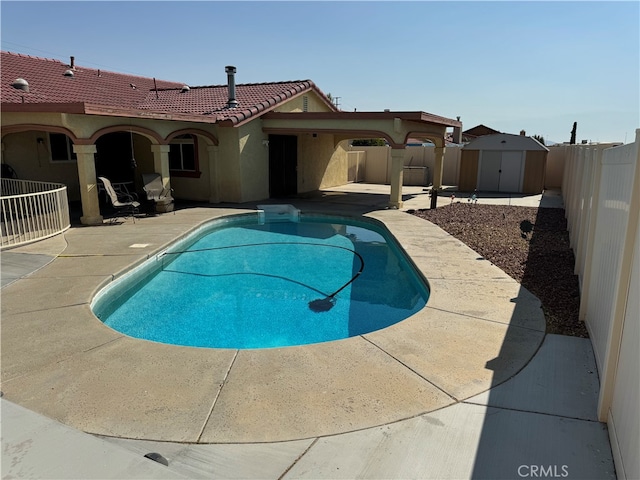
[458,133,549,193]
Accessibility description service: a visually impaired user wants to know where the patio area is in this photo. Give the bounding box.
[1,184,614,479]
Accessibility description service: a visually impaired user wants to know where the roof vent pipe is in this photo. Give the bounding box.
[225,65,238,108]
[70,56,75,69]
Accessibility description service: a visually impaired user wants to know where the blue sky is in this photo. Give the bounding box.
[2,1,638,144]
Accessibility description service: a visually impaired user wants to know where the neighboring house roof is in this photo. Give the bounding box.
[462,124,501,140]
[406,137,460,147]
[462,133,549,151]
[1,51,336,126]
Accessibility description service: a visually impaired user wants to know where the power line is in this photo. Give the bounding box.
[1,40,154,78]
[1,40,65,59]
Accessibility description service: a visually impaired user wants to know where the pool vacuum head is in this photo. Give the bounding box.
[308,296,336,313]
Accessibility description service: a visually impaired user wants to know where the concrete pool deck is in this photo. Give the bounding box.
[1,186,614,478]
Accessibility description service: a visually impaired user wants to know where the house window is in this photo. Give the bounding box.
[169,135,200,177]
[49,133,76,162]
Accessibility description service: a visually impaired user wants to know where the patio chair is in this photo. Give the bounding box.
[142,173,174,213]
[98,176,140,220]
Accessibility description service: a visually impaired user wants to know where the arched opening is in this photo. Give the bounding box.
[95,132,139,184]
[92,130,159,216]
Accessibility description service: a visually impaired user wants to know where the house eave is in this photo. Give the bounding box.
[83,104,221,123]
[1,102,222,124]
[262,111,462,128]
[1,102,87,114]
[217,82,329,128]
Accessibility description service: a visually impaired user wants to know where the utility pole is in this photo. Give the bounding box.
[333,96,341,110]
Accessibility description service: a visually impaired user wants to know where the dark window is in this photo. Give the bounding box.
[49,133,76,162]
[169,135,200,177]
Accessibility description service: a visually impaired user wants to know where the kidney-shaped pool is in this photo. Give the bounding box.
[92,212,430,349]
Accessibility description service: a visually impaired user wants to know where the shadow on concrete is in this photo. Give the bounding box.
[469,205,614,479]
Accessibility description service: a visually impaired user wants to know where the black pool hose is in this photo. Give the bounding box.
[160,242,365,312]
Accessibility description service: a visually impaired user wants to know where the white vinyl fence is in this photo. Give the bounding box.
[346,151,366,183]
[562,130,639,480]
[1,178,70,249]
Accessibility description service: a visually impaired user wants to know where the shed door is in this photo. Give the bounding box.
[499,151,524,192]
[478,150,524,192]
[478,151,501,191]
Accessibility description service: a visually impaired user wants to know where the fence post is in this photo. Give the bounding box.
[578,147,605,306]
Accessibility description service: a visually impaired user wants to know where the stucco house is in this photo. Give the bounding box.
[458,132,549,194]
[1,51,461,224]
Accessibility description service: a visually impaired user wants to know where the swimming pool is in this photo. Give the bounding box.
[92,212,430,349]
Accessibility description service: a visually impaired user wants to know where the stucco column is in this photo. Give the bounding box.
[150,144,171,191]
[207,145,220,203]
[72,144,103,225]
[389,148,405,209]
[432,146,446,190]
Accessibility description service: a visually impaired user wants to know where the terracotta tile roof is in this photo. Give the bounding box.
[138,81,328,125]
[2,51,335,125]
[1,51,184,107]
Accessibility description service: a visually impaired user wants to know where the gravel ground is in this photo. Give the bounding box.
[409,203,588,338]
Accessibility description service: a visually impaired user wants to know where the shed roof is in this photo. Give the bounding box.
[463,133,549,151]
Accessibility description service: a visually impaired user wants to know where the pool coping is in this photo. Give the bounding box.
[0,203,546,444]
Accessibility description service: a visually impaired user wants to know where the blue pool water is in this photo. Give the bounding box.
[93,214,429,349]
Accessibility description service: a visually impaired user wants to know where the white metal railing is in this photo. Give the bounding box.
[1,178,70,249]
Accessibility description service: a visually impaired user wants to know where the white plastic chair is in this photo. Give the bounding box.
[142,173,174,213]
[98,176,140,220]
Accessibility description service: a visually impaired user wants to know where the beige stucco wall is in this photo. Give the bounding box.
[321,140,349,189]
[296,134,348,192]
[2,130,81,200]
[168,137,212,202]
[2,110,224,202]
[238,121,270,202]
[203,90,336,203]
[3,90,359,205]
[216,128,243,203]
[223,91,337,202]
[274,92,332,113]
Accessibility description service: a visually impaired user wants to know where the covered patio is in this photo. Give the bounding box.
[262,111,462,208]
